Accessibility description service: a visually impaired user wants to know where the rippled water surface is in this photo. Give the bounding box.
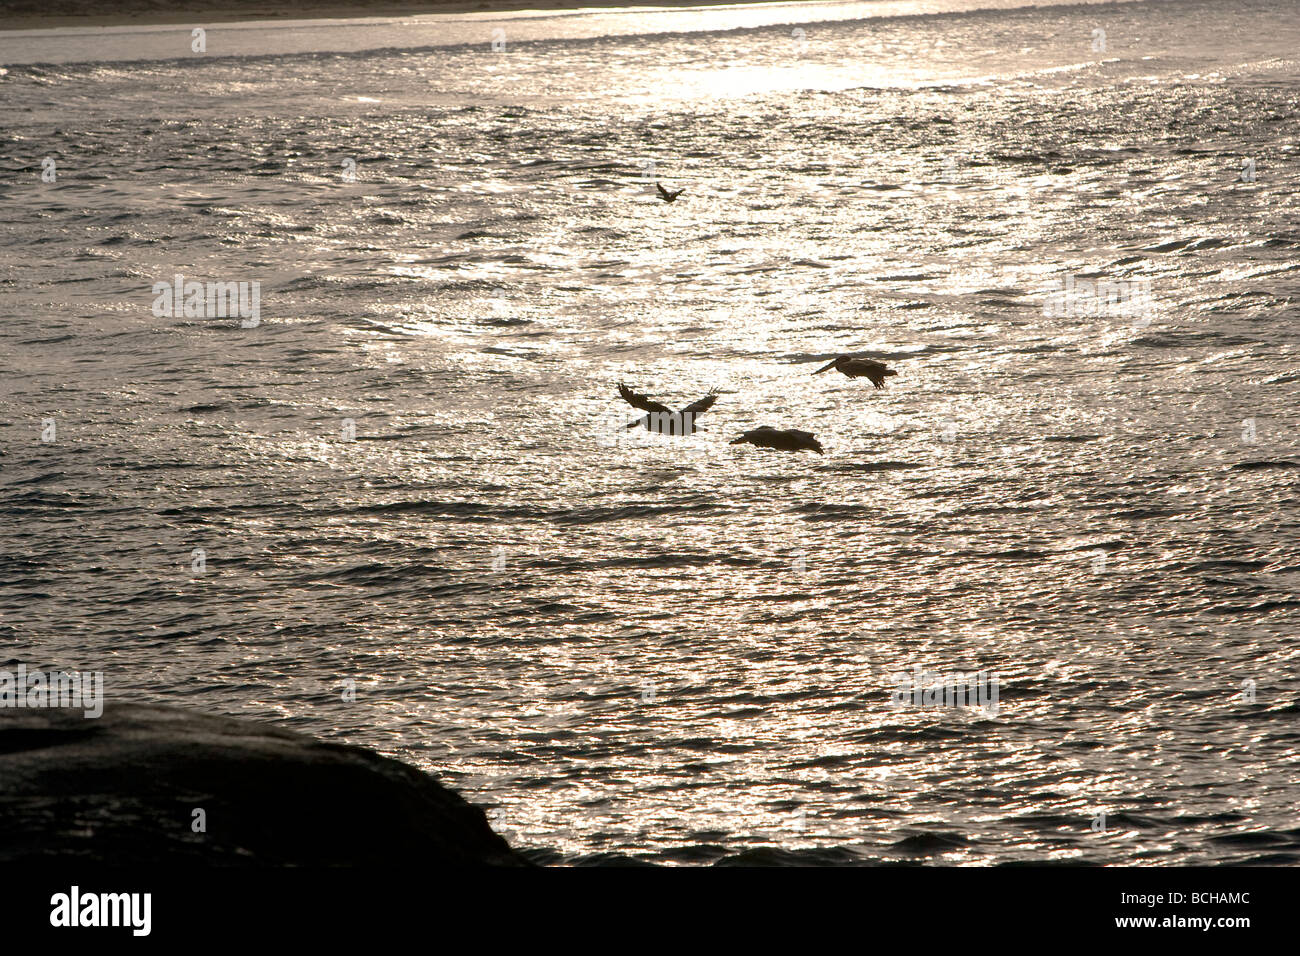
[2,0,1298,865]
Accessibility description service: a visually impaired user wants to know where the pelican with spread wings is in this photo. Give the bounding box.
[655,182,685,203]
[730,427,824,455]
[617,383,717,436]
[812,355,897,389]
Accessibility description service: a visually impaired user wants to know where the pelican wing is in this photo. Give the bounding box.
[655,182,670,199]
[848,358,891,387]
[678,391,718,417]
[618,383,672,416]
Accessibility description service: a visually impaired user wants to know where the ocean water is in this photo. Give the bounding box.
[1,0,1298,865]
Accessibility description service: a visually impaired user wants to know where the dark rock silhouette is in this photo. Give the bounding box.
[0,703,528,866]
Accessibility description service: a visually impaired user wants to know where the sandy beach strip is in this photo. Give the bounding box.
[0,0,800,32]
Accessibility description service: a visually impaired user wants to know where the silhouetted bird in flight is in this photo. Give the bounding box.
[730,427,824,454]
[812,355,897,389]
[655,182,684,203]
[617,383,717,435]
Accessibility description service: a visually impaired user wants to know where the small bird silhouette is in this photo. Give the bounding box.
[617,383,717,435]
[812,355,897,389]
[730,427,824,454]
[655,182,684,203]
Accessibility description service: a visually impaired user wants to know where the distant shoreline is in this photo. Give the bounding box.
[0,0,805,32]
